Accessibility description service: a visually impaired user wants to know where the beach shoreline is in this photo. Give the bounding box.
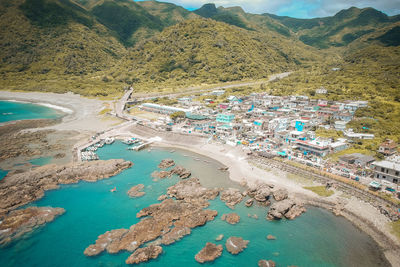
[1,90,399,266]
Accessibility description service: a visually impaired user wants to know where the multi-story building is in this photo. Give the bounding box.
[378,139,398,156]
[216,113,235,124]
[372,158,400,184]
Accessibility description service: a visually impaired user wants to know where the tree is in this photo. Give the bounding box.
[170,111,186,122]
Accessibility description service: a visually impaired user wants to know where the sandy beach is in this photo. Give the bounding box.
[0,91,122,133]
[1,90,399,265]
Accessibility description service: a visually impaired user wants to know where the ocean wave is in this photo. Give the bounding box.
[37,103,73,114]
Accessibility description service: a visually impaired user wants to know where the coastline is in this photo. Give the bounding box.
[1,90,399,265]
[127,124,400,266]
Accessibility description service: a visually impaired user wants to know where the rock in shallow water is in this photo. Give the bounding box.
[127,184,145,198]
[0,207,65,246]
[0,159,132,216]
[266,199,306,220]
[225,236,249,255]
[273,188,288,201]
[258,259,276,267]
[215,234,224,241]
[220,188,243,209]
[195,242,223,263]
[158,159,175,169]
[221,213,240,225]
[125,245,163,265]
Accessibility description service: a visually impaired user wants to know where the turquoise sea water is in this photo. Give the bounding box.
[0,169,7,180]
[0,141,390,267]
[29,157,53,166]
[0,100,63,123]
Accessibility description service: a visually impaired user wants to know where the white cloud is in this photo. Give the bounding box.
[156,0,400,17]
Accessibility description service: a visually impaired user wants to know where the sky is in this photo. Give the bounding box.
[136,0,400,18]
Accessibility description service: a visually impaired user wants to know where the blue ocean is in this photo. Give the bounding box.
[0,100,63,123]
[0,141,389,267]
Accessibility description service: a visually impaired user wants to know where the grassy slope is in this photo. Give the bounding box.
[112,18,323,92]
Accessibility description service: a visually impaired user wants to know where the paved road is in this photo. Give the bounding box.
[132,72,292,101]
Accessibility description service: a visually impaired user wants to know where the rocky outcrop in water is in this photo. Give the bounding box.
[85,178,219,263]
[273,188,288,201]
[247,184,273,204]
[195,242,223,263]
[158,159,175,169]
[221,213,240,225]
[220,188,243,209]
[245,198,254,207]
[266,199,306,220]
[225,236,249,255]
[125,245,163,265]
[170,166,191,179]
[258,260,276,267]
[127,184,145,198]
[167,178,219,207]
[266,235,276,240]
[215,234,224,241]
[0,207,65,246]
[0,159,132,216]
[151,166,191,179]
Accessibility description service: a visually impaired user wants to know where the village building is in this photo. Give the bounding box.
[372,157,400,184]
[378,139,398,156]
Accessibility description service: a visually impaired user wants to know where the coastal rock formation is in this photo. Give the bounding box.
[157,195,168,201]
[273,188,288,201]
[170,166,191,179]
[220,188,243,209]
[160,226,191,245]
[167,178,219,207]
[127,184,145,198]
[125,245,162,265]
[158,159,175,169]
[85,193,218,260]
[266,199,306,220]
[221,213,240,225]
[195,242,223,263]
[245,198,254,207]
[247,184,272,204]
[0,159,132,216]
[258,260,276,267]
[151,171,170,179]
[216,234,224,241]
[0,207,65,246]
[225,236,249,255]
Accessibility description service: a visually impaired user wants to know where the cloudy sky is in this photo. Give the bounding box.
[138,0,400,18]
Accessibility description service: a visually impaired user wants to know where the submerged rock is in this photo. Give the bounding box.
[245,198,254,207]
[273,188,288,201]
[151,171,170,179]
[266,199,306,220]
[158,159,175,169]
[157,194,168,201]
[0,159,132,216]
[170,166,191,179]
[221,213,240,225]
[258,260,276,267]
[215,234,224,241]
[0,207,65,246]
[220,188,243,209]
[125,245,162,265]
[266,235,276,240]
[195,242,223,263]
[127,184,145,198]
[225,236,249,255]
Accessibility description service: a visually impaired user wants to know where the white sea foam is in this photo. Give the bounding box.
[37,103,73,114]
[4,99,29,104]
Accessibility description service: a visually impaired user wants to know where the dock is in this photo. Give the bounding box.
[130,141,153,151]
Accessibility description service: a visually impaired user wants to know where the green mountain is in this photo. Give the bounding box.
[264,7,400,48]
[111,18,323,92]
[0,0,398,99]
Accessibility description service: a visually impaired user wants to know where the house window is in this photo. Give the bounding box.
[381,167,384,172]
[383,175,386,179]
[394,179,398,184]
[396,171,399,176]
[376,174,380,178]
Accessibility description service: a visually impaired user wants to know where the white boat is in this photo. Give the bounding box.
[105,137,115,145]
